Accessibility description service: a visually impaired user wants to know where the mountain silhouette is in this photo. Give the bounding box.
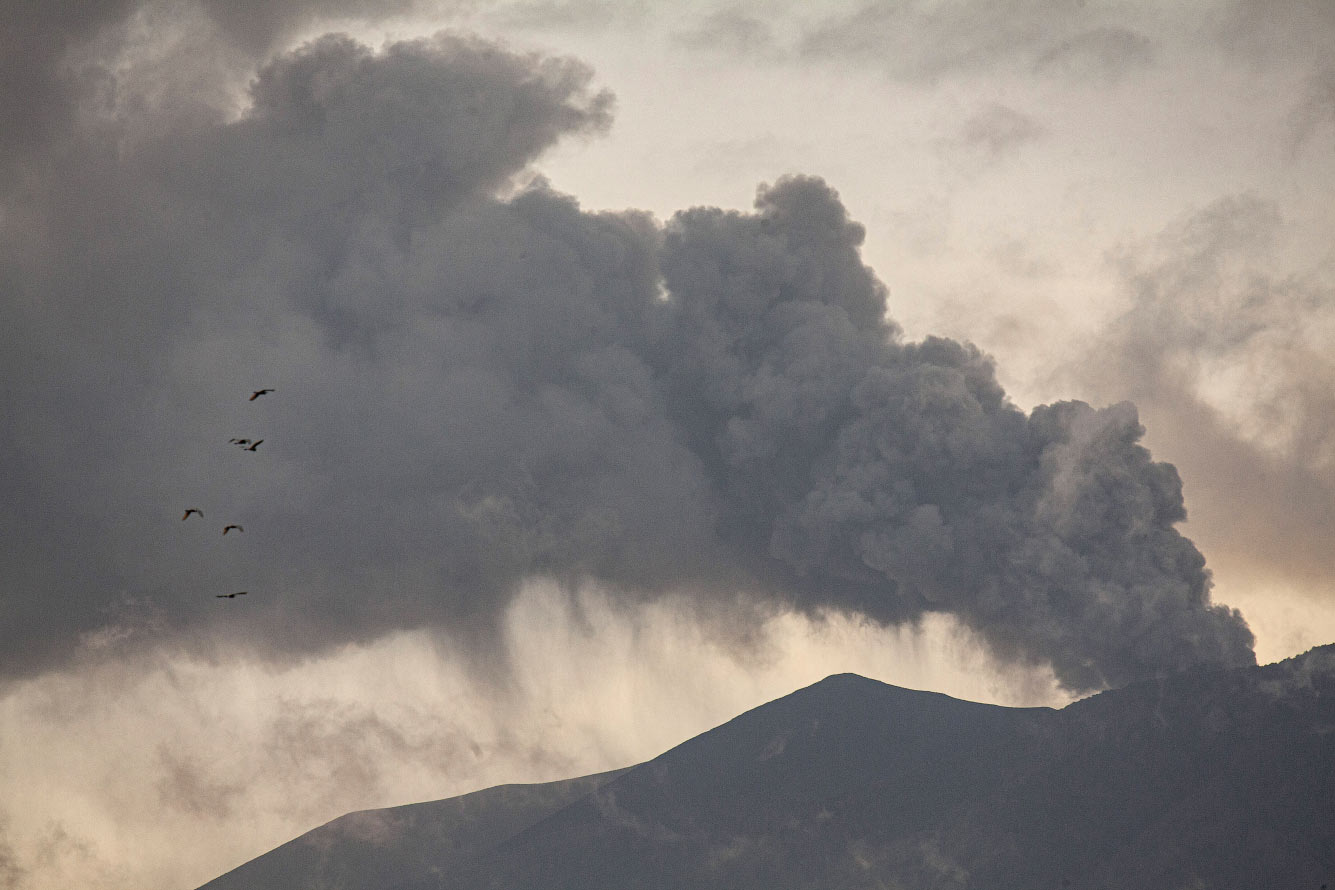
[198,646,1335,889]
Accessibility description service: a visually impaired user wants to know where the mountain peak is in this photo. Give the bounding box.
[199,653,1335,890]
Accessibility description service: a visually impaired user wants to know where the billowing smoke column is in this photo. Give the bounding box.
[653,179,1253,690]
[0,28,1253,692]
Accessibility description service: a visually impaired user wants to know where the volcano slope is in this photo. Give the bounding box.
[199,645,1335,890]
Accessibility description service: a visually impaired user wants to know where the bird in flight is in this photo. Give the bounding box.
[249,389,274,401]
[244,440,263,451]
[223,524,243,535]
[182,508,203,520]
[216,591,248,598]
[229,438,251,446]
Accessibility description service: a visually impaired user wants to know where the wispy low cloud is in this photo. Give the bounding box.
[794,0,1158,83]
[0,584,1065,890]
[0,818,25,890]
[1213,0,1335,151]
[674,8,778,56]
[1289,64,1335,149]
[1073,195,1335,623]
[1215,0,1335,65]
[483,0,652,32]
[940,103,1046,162]
[1031,25,1156,83]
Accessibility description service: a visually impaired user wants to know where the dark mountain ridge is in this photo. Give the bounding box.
[199,645,1335,890]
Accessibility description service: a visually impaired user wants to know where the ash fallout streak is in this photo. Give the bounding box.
[0,33,1252,693]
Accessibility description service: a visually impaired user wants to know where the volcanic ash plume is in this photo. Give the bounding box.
[0,31,1253,691]
[650,178,1254,691]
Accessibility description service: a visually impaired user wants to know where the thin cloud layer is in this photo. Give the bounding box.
[1078,195,1335,599]
[0,24,1252,693]
[796,0,1159,83]
[947,103,1046,160]
[0,589,1064,890]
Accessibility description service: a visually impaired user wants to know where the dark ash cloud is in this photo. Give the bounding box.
[0,30,616,679]
[0,0,432,184]
[0,0,137,175]
[0,26,1253,694]
[656,185,1254,690]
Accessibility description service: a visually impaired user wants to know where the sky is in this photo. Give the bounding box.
[1,1,1333,888]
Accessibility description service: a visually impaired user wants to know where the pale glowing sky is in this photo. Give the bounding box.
[2,2,1334,889]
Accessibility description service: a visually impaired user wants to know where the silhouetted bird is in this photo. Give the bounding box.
[244,440,263,451]
[223,524,243,535]
[215,591,248,598]
[249,389,274,401]
[182,509,203,520]
[229,438,251,445]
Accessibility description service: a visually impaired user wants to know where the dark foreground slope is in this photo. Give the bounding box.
[199,646,1335,890]
[196,770,627,890]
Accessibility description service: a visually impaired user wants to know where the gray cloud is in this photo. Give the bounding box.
[485,0,651,32]
[255,695,535,822]
[0,0,136,177]
[156,746,249,820]
[1032,25,1156,84]
[796,0,1157,83]
[1216,0,1335,65]
[0,29,615,680]
[674,9,778,56]
[947,103,1046,160]
[1215,0,1335,149]
[0,22,1253,694]
[195,0,425,54]
[0,818,23,890]
[1075,195,1335,600]
[652,179,1250,689]
[0,0,435,185]
[1290,64,1335,148]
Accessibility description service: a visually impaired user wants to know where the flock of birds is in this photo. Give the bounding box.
[181,387,274,600]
